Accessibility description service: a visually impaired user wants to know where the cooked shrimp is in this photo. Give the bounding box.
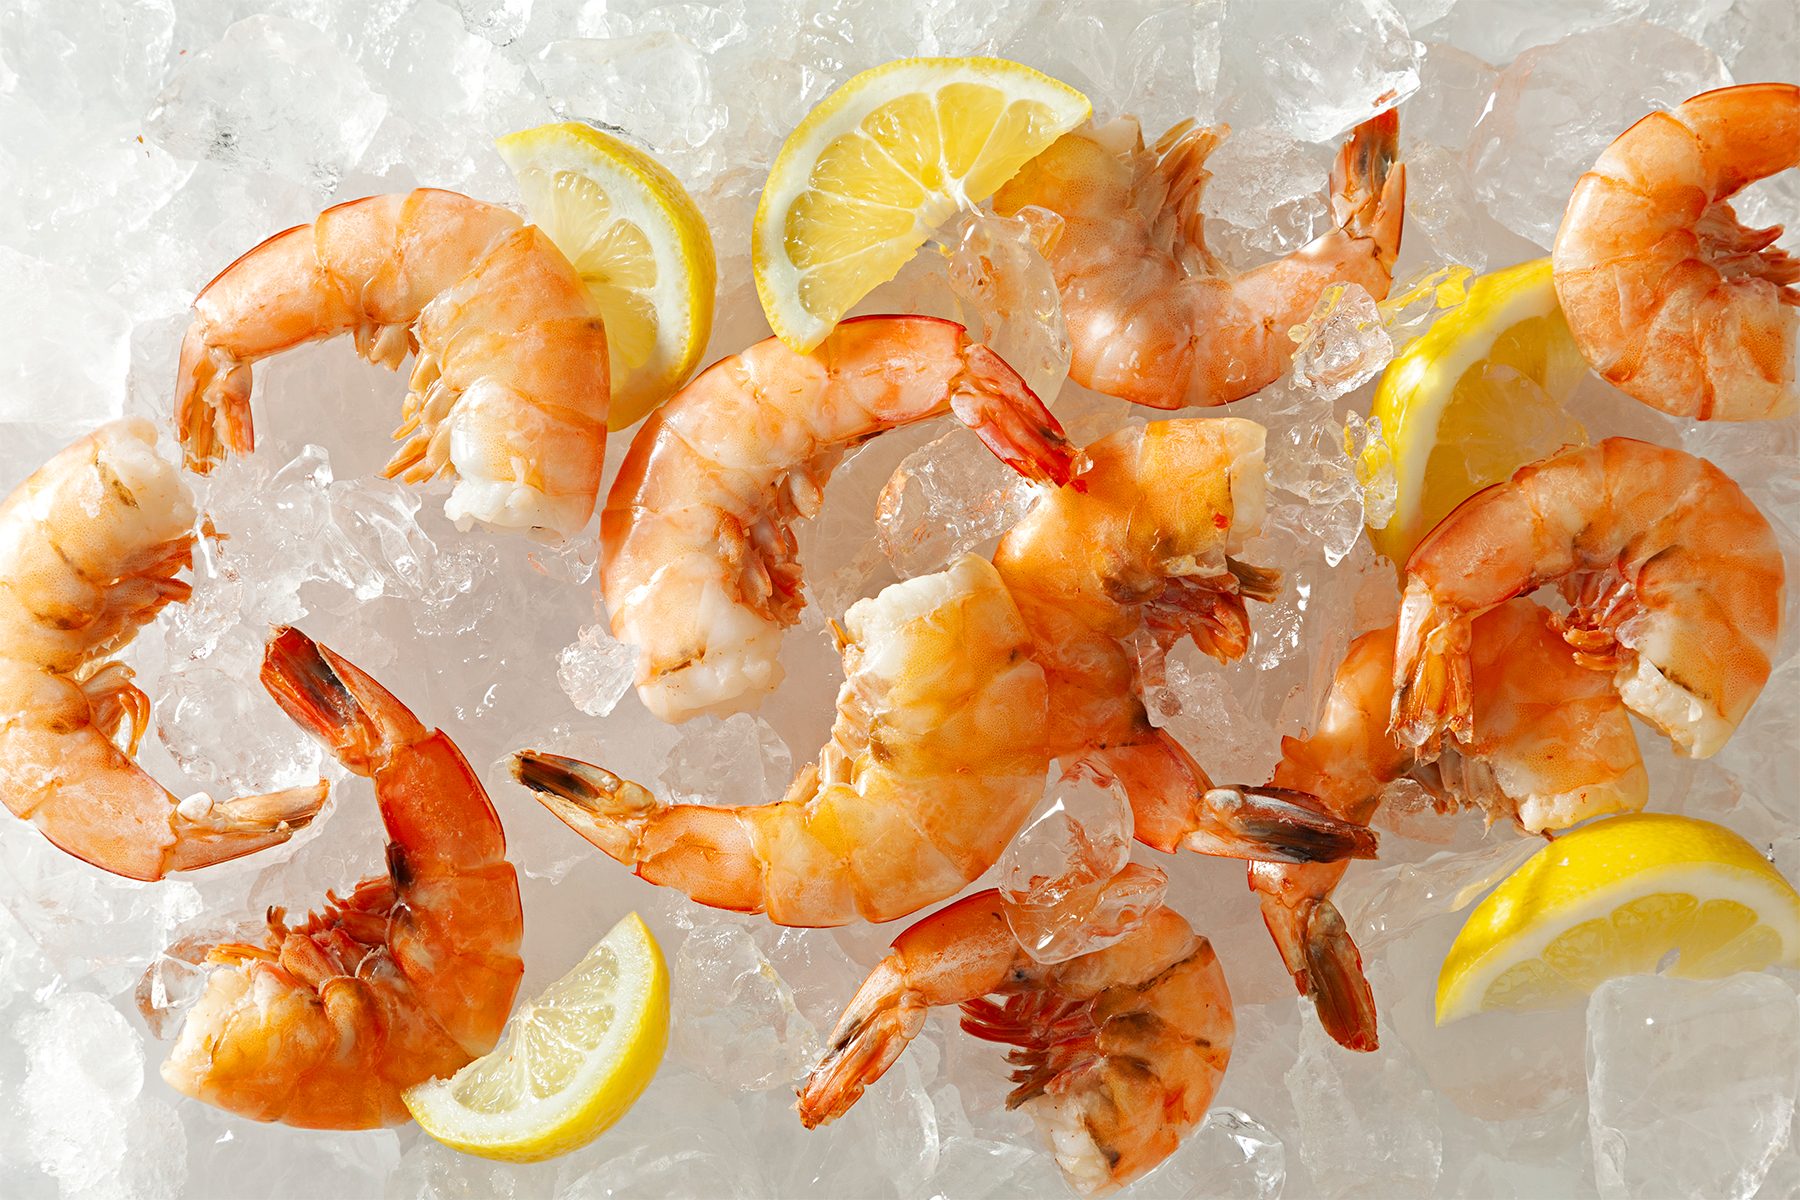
[1392,438,1785,760]
[161,627,523,1129]
[1250,599,1649,1051]
[0,420,326,880]
[516,555,1051,925]
[993,111,1404,410]
[602,314,1082,724]
[993,417,1378,865]
[797,879,1232,1197]
[175,188,609,538]
[1553,83,1799,420]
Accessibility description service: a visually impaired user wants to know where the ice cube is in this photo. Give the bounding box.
[147,15,387,195]
[1467,21,1731,249]
[154,663,326,795]
[1223,0,1421,143]
[671,923,821,1091]
[556,623,636,718]
[1203,128,1333,265]
[658,713,791,808]
[0,247,131,433]
[1150,1107,1286,1199]
[1588,973,1800,1200]
[1406,42,1499,154]
[1288,284,1395,402]
[997,766,1149,960]
[920,1136,1043,1199]
[451,0,534,47]
[1404,141,1493,271]
[390,1133,558,1199]
[533,33,727,164]
[944,208,1071,404]
[874,431,1037,578]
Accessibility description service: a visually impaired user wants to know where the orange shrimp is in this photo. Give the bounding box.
[160,628,523,1128]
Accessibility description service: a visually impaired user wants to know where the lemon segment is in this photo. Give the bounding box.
[1436,814,1800,1025]
[1369,257,1589,565]
[403,912,670,1162]
[497,122,716,430]
[754,57,1090,351]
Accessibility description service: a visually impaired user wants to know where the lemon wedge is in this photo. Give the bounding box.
[497,122,716,430]
[753,56,1090,351]
[1369,257,1589,565]
[1437,814,1800,1025]
[403,912,670,1162]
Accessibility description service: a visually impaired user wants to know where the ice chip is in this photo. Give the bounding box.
[1285,1011,1444,1197]
[1226,0,1421,143]
[1120,1,1227,132]
[452,0,534,47]
[1288,284,1395,402]
[0,247,131,432]
[534,33,727,162]
[556,623,637,718]
[1154,1107,1287,1199]
[672,923,821,1091]
[1407,43,1500,154]
[1588,973,1800,1200]
[658,713,791,808]
[147,15,387,194]
[875,431,1037,578]
[1405,141,1493,271]
[945,208,1071,404]
[1204,128,1332,263]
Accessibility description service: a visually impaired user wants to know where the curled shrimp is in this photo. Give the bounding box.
[601,314,1082,724]
[0,420,326,880]
[176,188,609,538]
[797,876,1232,1197]
[1553,83,1799,421]
[1251,599,1649,1052]
[993,112,1404,410]
[993,417,1378,865]
[1391,437,1785,760]
[516,555,1051,925]
[160,627,523,1129]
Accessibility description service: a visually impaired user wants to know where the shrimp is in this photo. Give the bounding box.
[1391,438,1785,761]
[797,878,1232,1197]
[0,420,326,880]
[160,627,523,1129]
[515,555,1052,926]
[992,111,1405,410]
[601,314,1083,724]
[992,417,1379,866]
[1250,599,1649,1051]
[1552,83,1799,421]
[175,188,609,539]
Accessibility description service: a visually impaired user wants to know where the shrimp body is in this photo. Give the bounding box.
[798,881,1232,1197]
[994,417,1377,865]
[0,421,326,880]
[602,315,1082,724]
[1392,438,1784,760]
[1553,83,1799,420]
[161,629,523,1129]
[176,189,609,538]
[1251,600,1648,1051]
[993,113,1404,409]
[517,555,1052,925]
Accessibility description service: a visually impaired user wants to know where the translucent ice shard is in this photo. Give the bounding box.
[945,208,1070,405]
[556,622,636,718]
[659,713,792,809]
[875,430,1037,578]
[1229,0,1421,143]
[672,923,821,1092]
[1285,1011,1443,1197]
[1288,284,1395,402]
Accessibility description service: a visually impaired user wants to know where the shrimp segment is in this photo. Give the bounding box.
[517,555,1052,926]
[602,315,1083,723]
[161,628,523,1129]
[176,189,609,538]
[1553,83,1800,420]
[0,421,326,880]
[994,417,1379,865]
[1251,600,1648,1051]
[798,883,1232,1197]
[994,111,1404,409]
[1391,438,1784,760]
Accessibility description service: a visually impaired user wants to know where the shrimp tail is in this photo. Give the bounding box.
[951,343,1087,487]
[797,962,927,1129]
[175,324,254,474]
[1389,588,1473,756]
[260,626,426,776]
[1191,785,1381,864]
[509,750,657,865]
[1294,899,1379,1052]
[1329,110,1406,273]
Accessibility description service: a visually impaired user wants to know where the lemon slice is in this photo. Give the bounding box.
[1369,257,1589,565]
[754,56,1090,351]
[497,122,716,430]
[1437,814,1800,1025]
[403,912,670,1162]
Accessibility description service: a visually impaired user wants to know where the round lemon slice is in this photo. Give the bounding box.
[497,122,716,430]
[754,56,1091,352]
[1369,257,1589,565]
[1437,814,1800,1025]
[403,912,670,1162]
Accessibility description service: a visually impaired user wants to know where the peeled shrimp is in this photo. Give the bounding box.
[161,627,523,1129]
[516,555,1051,925]
[1392,437,1785,760]
[1251,599,1649,1051]
[602,314,1082,724]
[993,417,1378,865]
[993,112,1404,409]
[175,188,608,538]
[1553,83,1799,420]
[0,420,326,880]
[798,879,1232,1197]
